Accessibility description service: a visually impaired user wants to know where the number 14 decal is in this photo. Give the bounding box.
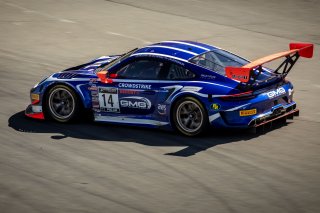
[98,87,120,113]
[102,94,114,107]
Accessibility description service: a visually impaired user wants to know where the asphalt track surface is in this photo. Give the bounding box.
[1,0,320,212]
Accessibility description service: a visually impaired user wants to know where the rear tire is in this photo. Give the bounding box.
[45,85,81,123]
[172,97,209,136]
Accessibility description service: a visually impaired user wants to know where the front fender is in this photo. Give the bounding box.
[41,80,92,109]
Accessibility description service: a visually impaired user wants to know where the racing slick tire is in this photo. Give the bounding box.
[45,84,81,123]
[172,96,209,136]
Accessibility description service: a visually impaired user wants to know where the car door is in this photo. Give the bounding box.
[93,57,165,125]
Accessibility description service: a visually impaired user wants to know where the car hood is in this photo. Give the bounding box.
[63,55,120,74]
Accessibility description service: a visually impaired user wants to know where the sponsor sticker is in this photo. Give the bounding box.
[118,83,151,90]
[120,96,151,109]
[92,101,100,108]
[211,103,221,110]
[157,104,166,115]
[119,89,140,95]
[99,87,117,94]
[266,87,286,99]
[88,86,98,91]
[239,109,257,116]
[200,74,216,80]
[232,74,248,81]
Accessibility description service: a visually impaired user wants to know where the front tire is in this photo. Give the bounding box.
[45,85,80,122]
[172,97,209,136]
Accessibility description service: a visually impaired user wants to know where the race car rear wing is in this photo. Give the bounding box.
[225,43,314,87]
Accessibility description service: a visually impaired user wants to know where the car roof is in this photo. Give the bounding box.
[132,40,219,62]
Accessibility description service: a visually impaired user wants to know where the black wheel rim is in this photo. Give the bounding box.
[48,88,75,119]
[176,101,203,133]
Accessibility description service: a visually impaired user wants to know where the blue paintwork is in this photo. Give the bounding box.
[27,40,296,130]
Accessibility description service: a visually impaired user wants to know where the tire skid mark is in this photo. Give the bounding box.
[43,123,237,212]
[5,123,151,199]
[4,124,152,210]
[203,149,304,212]
[0,181,49,213]
[164,137,306,211]
[1,156,149,213]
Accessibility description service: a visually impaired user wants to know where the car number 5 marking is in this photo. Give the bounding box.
[98,87,120,113]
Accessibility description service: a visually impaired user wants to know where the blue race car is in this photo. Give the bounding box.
[25,40,313,136]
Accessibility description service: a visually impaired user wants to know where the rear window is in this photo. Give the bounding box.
[189,49,249,75]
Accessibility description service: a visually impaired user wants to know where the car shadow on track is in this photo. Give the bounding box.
[8,111,291,157]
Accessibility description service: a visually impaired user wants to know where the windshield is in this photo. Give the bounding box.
[189,49,249,75]
[100,48,138,72]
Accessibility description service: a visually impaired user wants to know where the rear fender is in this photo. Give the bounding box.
[168,92,209,127]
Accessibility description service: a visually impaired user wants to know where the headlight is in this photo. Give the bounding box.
[30,93,40,104]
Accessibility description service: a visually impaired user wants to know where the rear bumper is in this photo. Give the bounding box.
[249,108,299,128]
[25,104,45,120]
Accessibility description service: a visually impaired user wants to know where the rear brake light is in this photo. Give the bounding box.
[219,91,254,101]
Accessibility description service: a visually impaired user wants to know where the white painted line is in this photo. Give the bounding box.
[5,2,76,24]
[106,31,151,44]
[59,19,76,23]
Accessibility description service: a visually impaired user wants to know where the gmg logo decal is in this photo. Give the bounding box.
[266,87,286,99]
[120,96,151,109]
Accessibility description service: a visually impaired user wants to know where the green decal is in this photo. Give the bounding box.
[211,103,221,110]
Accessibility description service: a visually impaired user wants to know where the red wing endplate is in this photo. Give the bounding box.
[225,43,314,83]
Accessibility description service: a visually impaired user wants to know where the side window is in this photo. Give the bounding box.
[116,59,164,80]
[165,63,195,80]
[190,50,248,75]
[190,53,224,74]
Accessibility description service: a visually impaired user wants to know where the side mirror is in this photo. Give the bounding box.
[97,71,117,83]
